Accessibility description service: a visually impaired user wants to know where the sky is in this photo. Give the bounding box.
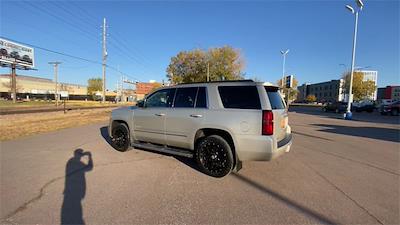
[0,0,399,90]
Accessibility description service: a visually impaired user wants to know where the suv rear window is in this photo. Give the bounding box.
[265,87,285,109]
[218,86,261,109]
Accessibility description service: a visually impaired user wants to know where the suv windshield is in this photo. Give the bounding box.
[265,87,285,110]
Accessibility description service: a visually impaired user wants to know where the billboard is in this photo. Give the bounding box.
[0,38,34,68]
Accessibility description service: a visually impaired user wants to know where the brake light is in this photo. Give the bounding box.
[262,110,273,135]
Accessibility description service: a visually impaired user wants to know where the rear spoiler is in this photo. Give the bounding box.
[264,86,280,92]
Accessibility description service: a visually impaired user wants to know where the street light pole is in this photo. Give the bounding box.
[280,49,289,91]
[345,0,364,120]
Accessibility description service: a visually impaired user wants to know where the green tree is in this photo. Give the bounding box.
[306,94,317,103]
[342,71,377,101]
[166,46,244,84]
[276,77,299,101]
[87,78,102,99]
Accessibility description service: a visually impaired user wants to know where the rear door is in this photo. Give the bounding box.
[264,86,288,142]
[165,87,207,149]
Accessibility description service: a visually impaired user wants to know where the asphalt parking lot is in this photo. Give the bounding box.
[1,107,399,224]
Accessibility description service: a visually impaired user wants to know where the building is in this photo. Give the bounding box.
[356,70,378,100]
[377,86,400,101]
[297,79,345,103]
[135,81,162,100]
[377,87,386,100]
[0,74,116,100]
[297,83,309,102]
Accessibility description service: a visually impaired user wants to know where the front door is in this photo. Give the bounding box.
[133,88,176,145]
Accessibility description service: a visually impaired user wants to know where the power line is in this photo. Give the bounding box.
[49,2,100,35]
[68,1,101,27]
[20,1,157,79]
[0,36,140,82]
[20,1,99,43]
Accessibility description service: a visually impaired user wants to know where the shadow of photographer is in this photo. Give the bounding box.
[61,149,93,225]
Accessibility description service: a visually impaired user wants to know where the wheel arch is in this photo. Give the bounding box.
[193,128,238,168]
[111,120,130,137]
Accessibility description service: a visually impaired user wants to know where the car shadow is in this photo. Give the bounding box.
[100,126,113,146]
[61,149,93,225]
[99,126,207,175]
[232,173,338,224]
[313,123,400,143]
[289,106,400,125]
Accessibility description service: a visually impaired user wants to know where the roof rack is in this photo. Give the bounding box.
[176,79,254,85]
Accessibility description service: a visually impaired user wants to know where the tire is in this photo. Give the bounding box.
[391,109,399,116]
[195,135,234,178]
[111,123,130,152]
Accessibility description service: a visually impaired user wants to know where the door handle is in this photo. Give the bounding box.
[190,114,203,118]
[155,113,165,117]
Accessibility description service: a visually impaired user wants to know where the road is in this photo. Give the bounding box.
[1,107,399,224]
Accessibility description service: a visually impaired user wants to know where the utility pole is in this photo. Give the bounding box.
[102,18,108,103]
[49,62,61,106]
[118,65,124,102]
[11,64,16,103]
[207,62,210,82]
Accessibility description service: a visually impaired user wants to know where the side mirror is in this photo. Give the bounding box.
[136,100,144,107]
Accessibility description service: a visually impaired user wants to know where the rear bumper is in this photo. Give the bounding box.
[236,126,292,161]
[272,134,292,160]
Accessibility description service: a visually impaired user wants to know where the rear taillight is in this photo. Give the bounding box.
[262,110,273,135]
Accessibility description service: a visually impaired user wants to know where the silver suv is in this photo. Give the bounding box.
[109,80,292,177]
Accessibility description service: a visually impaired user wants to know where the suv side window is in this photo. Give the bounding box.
[174,87,197,108]
[145,88,176,108]
[195,87,207,108]
[218,86,261,109]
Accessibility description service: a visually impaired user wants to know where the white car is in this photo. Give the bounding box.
[109,80,292,177]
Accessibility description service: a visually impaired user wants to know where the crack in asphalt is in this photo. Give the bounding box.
[302,161,385,225]
[1,155,164,223]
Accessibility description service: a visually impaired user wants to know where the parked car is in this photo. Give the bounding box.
[108,80,292,177]
[0,48,8,57]
[380,101,400,116]
[322,101,348,113]
[21,55,32,63]
[352,100,375,112]
[9,51,20,59]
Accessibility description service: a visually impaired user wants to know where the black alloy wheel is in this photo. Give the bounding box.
[111,123,130,152]
[196,135,234,178]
